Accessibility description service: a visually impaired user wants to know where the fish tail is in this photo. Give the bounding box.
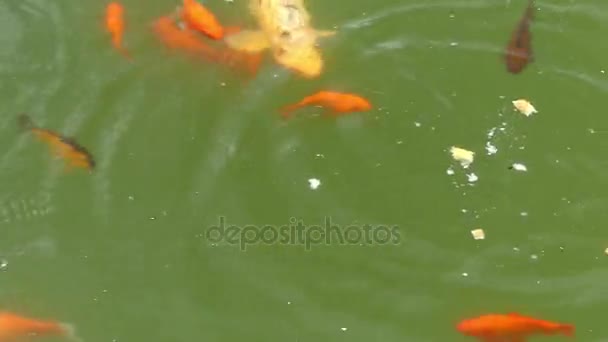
[557,323,574,336]
[59,322,82,342]
[118,46,133,61]
[17,113,35,131]
[526,0,535,20]
[280,95,319,117]
[111,37,132,61]
[245,52,263,77]
[279,103,302,118]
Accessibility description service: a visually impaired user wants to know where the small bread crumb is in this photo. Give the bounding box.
[471,229,485,240]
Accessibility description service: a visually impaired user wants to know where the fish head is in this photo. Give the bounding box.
[205,25,224,40]
[192,12,224,40]
[457,314,522,337]
[106,2,123,16]
[276,2,310,32]
[355,97,372,111]
[254,0,314,44]
[181,0,224,39]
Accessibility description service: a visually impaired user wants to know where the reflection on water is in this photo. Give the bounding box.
[445,237,608,305]
[0,192,53,224]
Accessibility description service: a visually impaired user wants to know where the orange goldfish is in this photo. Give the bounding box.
[456,312,574,341]
[180,0,225,40]
[504,0,534,74]
[153,16,262,77]
[279,91,372,118]
[105,2,131,59]
[18,113,95,172]
[0,311,78,341]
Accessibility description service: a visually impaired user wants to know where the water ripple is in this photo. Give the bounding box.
[444,236,607,303]
[548,67,608,93]
[92,84,145,224]
[341,0,493,31]
[189,70,292,209]
[0,0,68,179]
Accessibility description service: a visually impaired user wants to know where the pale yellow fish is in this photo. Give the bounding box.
[512,99,537,116]
[450,146,474,167]
[224,0,336,78]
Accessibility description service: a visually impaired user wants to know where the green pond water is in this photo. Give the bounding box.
[0,0,607,341]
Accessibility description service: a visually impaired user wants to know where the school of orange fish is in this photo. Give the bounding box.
[9,0,581,341]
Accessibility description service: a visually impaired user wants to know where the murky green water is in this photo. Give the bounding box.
[1,0,608,340]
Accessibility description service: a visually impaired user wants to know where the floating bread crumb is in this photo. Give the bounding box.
[512,99,537,117]
[308,178,321,190]
[471,228,485,240]
[450,146,474,167]
[510,163,527,172]
[467,173,478,183]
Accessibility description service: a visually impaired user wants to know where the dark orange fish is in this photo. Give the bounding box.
[279,91,372,118]
[0,311,78,341]
[181,0,224,40]
[105,2,131,59]
[457,312,574,341]
[18,113,95,172]
[152,16,262,77]
[504,0,534,74]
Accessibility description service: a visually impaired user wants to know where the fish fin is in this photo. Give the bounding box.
[315,29,337,37]
[17,113,35,131]
[59,136,79,147]
[222,25,243,37]
[244,52,263,77]
[273,46,323,78]
[223,30,270,53]
[62,163,76,174]
[63,159,91,173]
[170,6,183,21]
[481,338,505,342]
[324,108,347,117]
